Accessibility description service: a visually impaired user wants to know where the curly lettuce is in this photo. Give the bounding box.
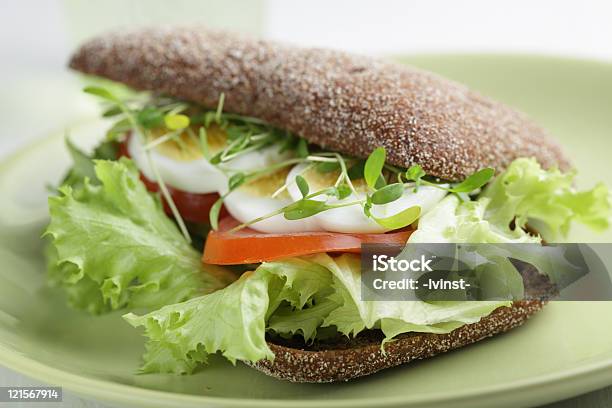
[61,138,118,188]
[410,158,611,243]
[483,158,610,239]
[45,159,234,314]
[125,253,509,374]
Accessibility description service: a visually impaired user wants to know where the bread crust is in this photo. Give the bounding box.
[69,27,568,180]
[246,300,544,382]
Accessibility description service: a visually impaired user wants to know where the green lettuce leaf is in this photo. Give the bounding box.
[124,257,334,373]
[45,159,233,314]
[45,242,108,312]
[410,158,611,243]
[266,295,339,341]
[315,254,509,339]
[126,272,273,374]
[482,158,611,240]
[409,195,540,243]
[125,254,509,373]
[61,138,118,189]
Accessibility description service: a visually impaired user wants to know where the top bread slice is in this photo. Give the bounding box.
[69,26,569,181]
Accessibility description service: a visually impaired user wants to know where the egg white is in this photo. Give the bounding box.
[285,163,448,233]
[222,189,322,233]
[128,132,226,194]
[128,133,292,194]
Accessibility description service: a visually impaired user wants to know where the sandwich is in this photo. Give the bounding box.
[44,26,611,382]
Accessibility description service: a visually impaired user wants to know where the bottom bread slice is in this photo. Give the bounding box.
[246,300,544,383]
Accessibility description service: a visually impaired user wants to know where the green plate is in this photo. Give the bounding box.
[1,55,612,408]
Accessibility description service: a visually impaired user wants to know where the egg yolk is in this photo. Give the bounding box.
[148,125,228,161]
[300,166,368,193]
[239,167,292,198]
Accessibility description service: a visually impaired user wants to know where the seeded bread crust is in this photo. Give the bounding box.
[245,300,544,383]
[69,27,568,181]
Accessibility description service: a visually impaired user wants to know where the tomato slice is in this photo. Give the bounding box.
[118,139,225,224]
[203,216,413,265]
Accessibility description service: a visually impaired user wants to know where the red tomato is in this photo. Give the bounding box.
[203,217,413,265]
[118,139,224,224]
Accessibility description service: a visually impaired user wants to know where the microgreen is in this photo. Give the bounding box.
[364,147,386,189]
[405,165,425,180]
[145,152,192,243]
[144,130,182,151]
[448,168,495,193]
[295,175,309,197]
[225,126,244,141]
[336,183,352,200]
[306,155,337,163]
[137,107,164,129]
[83,86,192,243]
[203,111,216,128]
[404,163,495,195]
[208,172,247,230]
[370,183,404,205]
[222,113,268,125]
[296,138,309,158]
[209,157,308,230]
[217,143,496,232]
[316,161,340,173]
[215,93,225,123]
[363,195,373,218]
[105,118,132,141]
[209,152,222,165]
[209,196,225,231]
[405,164,426,190]
[271,163,314,199]
[372,206,421,229]
[347,160,365,180]
[374,174,387,190]
[199,127,210,159]
[228,172,246,190]
[164,114,190,130]
[102,106,123,117]
[283,199,327,220]
[83,86,120,103]
[332,153,357,194]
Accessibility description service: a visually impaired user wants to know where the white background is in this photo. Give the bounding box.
[265,0,612,58]
[1,1,611,407]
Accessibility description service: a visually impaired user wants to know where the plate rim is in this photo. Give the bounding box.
[2,339,612,408]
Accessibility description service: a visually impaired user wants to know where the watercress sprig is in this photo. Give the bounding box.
[217,145,495,232]
[403,164,494,195]
[83,86,193,243]
[85,86,495,235]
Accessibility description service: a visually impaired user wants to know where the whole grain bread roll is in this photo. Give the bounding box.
[248,300,544,383]
[69,26,568,180]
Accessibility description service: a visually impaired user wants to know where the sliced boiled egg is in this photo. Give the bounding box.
[128,125,227,194]
[128,125,292,194]
[220,167,322,233]
[217,145,293,174]
[128,122,448,234]
[285,163,448,233]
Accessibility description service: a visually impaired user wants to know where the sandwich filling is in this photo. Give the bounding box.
[45,86,611,374]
